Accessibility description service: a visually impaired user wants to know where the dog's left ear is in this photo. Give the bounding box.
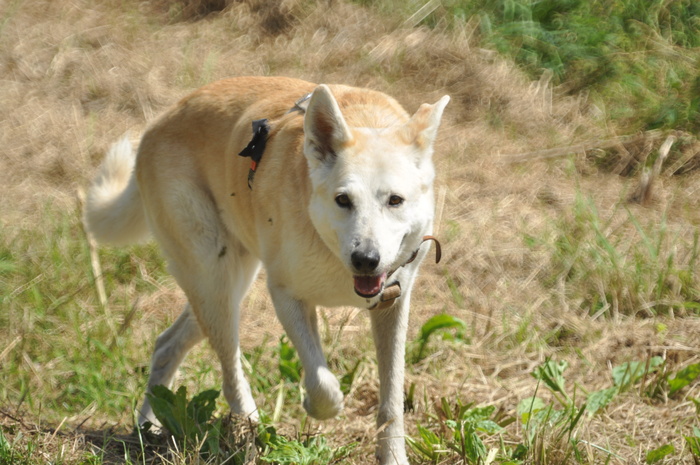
[303,85,353,165]
[402,95,450,154]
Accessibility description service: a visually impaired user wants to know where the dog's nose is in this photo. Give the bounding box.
[351,249,380,273]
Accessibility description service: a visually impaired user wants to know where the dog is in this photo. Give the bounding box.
[84,76,449,464]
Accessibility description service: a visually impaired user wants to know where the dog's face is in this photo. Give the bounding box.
[303,85,449,298]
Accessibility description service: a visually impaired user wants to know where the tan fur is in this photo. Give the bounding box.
[84,76,449,465]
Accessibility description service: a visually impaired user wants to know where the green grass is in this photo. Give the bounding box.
[526,190,700,318]
[404,355,700,464]
[440,0,700,133]
[0,204,166,422]
[2,202,695,464]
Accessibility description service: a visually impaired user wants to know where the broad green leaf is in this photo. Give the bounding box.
[463,405,496,421]
[668,363,700,396]
[475,419,503,434]
[586,386,619,414]
[418,314,467,341]
[464,430,487,462]
[412,314,467,362]
[645,443,674,463]
[511,443,528,460]
[279,362,302,383]
[260,434,339,465]
[202,418,222,455]
[517,397,545,423]
[445,420,487,462]
[188,389,219,425]
[279,338,296,361]
[613,357,663,387]
[147,385,188,439]
[146,384,220,449]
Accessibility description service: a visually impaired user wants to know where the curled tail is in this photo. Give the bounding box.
[83,135,150,245]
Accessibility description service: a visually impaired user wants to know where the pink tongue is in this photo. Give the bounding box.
[353,273,386,297]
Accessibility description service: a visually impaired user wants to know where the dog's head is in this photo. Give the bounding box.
[303,85,449,298]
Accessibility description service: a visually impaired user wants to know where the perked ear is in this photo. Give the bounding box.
[402,95,450,152]
[303,85,353,164]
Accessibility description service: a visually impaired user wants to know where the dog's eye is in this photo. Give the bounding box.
[388,195,404,207]
[335,193,352,209]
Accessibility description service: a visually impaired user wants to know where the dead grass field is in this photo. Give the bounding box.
[1,1,699,464]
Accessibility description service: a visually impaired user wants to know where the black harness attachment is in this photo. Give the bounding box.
[238,118,271,189]
[238,94,312,190]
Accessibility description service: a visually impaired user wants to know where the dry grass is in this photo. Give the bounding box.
[1,0,699,464]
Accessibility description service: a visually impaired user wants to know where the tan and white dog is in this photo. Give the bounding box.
[84,76,449,464]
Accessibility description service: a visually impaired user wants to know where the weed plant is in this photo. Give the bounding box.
[405,357,700,464]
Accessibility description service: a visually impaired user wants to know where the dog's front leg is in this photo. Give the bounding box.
[269,285,344,420]
[370,293,411,465]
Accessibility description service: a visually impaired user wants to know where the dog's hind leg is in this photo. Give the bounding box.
[268,285,344,420]
[161,246,261,422]
[193,250,261,420]
[138,304,203,426]
[138,180,262,423]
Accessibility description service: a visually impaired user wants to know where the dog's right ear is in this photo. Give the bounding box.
[403,95,450,152]
[303,85,353,165]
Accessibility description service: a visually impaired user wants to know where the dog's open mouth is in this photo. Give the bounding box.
[353,272,387,298]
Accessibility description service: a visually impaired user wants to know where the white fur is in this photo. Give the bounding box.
[83,136,150,245]
[83,77,449,465]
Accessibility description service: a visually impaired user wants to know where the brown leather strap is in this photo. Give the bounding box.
[420,235,441,263]
[424,235,442,263]
[404,235,442,266]
[368,235,442,310]
[369,282,402,311]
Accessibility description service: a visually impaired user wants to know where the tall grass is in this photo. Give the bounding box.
[0,204,167,422]
[437,0,700,133]
[528,191,700,318]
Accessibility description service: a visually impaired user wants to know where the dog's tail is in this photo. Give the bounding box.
[83,135,150,245]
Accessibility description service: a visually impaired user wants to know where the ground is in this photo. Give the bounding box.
[1,1,699,464]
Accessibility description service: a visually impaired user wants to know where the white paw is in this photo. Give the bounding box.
[231,399,259,422]
[303,369,344,420]
[225,383,259,422]
[138,398,161,429]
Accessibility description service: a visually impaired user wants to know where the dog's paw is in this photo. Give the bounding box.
[225,385,259,423]
[303,369,344,420]
[138,399,162,430]
[232,402,260,423]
